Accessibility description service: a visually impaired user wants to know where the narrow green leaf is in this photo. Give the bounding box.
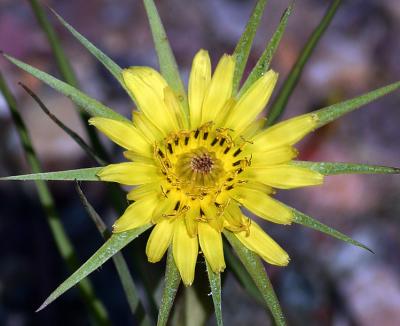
[49,9,134,98]
[75,183,153,326]
[0,167,102,181]
[292,208,373,252]
[19,82,105,166]
[206,261,223,326]
[37,224,152,312]
[292,161,400,175]
[157,248,181,326]
[224,242,264,305]
[267,0,342,125]
[0,71,110,325]
[239,3,293,97]
[232,0,268,94]
[2,54,128,122]
[223,230,286,326]
[314,80,400,128]
[142,0,188,117]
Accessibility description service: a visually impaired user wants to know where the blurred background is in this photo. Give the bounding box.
[0,0,400,325]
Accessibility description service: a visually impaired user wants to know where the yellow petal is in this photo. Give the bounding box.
[198,222,225,273]
[245,165,324,189]
[201,54,235,124]
[151,196,177,223]
[164,86,188,129]
[239,118,266,140]
[247,113,319,153]
[189,49,211,129]
[235,221,289,266]
[98,162,160,185]
[127,183,159,201]
[223,202,250,233]
[132,112,164,143]
[230,186,293,224]
[224,70,278,134]
[122,67,179,134]
[89,117,151,156]
[250,146,298,166]
[146,219,175,262]
[113,196,158,232]
[185,206,199,237]
[173,219,198,286]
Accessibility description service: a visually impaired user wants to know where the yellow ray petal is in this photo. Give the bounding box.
[234,221,289,266]
[201,54,235,124]
[185,206,200,237]
[122,67,179,134]
[198,222,225,273]
[230,186,293,224]
[164,86,188,129]
[223,202,250,233]
[132,112,164,143]
[127,183,160,201]
[146,219,175,263]
[89,117,151,156]
[113,195,158,232]
[189,49,211,129]
[239,118,266,140]
[247,113,319,153]
[97,162,160,185]
[224,70,278,134]
[245,164,324,189]
[173,219,199,286]
[250,146,298,166]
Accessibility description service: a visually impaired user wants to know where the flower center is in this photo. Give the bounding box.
[191,152,213,173]
[154,123,251,201]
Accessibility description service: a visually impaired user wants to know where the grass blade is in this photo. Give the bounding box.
[2,53,128,122]
[37,224,152,312]
[0,71,110,325]
[75,183,153,326]
[239,3,293,97]
[292,161,400,175]
[223,230,286,326]
[0,167,102,181]
[206,261,223,326]
[157,248,181,326]
[19,82,105,165]
[314,80,400,128]
[142,0,188,118]
[267,0,342,125]
[292,208,372,252]
[232,0,268,94]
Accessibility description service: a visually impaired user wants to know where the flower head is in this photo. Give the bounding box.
[89,49,324,285]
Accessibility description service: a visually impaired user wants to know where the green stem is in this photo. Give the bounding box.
[267,0,342,125]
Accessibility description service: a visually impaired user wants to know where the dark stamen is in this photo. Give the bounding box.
[211,138,218,146]
[223,147,231,154]
[233,148,242,157]
[167,143,173,154]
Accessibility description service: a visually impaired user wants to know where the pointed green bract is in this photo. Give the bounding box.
[49,9,137,102]
[157,248,181,326]
[223,230,286,326]
[206,261,223,326]
[75,183,152,325]
[267,0,342,125]
[239,3,293,97]
[292,208,372,252]
[0,167,102,181]
[292,161,400,175]
[314,81,400,128]
[142,0,188,120]
[232,0,268,94]
[224,243,263,304]
[37,224,152,312]
[3,54,128,122]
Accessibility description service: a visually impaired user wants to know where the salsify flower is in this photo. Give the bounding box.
[89,49,324,285]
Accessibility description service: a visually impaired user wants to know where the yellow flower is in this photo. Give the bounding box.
[89,49,324,286]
